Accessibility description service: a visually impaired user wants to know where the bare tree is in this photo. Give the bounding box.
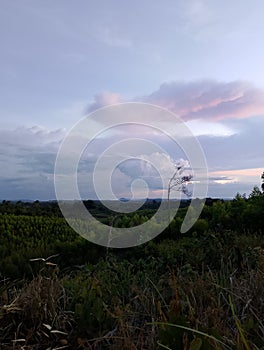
[168,163,193,200]
[167,162,193,223]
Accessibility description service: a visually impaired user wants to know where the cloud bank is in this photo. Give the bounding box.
[1,80,264,200]
[87,80,264,121]
[0,126,65,200]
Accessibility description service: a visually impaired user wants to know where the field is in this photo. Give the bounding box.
[0,191,264,349]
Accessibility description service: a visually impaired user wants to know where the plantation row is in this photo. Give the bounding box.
[0,188,263,278]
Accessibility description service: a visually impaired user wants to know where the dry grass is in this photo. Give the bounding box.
[0,250,264,349]
[0,269,74,349]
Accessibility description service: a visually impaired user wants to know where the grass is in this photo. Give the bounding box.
[1,245,264,349]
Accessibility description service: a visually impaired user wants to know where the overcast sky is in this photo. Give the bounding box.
[1,0,264,200]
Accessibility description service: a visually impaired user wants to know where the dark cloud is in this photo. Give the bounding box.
[209,176,233,181]
[198,115,264,171]
[208,181,257,198]
[0,126,64,200]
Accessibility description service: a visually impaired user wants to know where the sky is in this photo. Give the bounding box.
[0,0,264,200]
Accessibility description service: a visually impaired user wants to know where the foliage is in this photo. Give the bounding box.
[0,184,264,348]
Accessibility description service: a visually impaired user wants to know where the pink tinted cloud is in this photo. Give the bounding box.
[87,80,264,121]
[87,91,122,112]
[210,168,263,186]
[144,80,264,120]
[211,167,263,177]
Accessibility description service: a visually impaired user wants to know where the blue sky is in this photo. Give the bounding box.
[1,0,264,200]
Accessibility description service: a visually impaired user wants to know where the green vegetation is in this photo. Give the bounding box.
[0,184,264,349]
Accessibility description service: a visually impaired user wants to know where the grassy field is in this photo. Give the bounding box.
[0,193,264,349]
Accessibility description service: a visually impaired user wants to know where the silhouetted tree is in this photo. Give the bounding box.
[167,161,192,233]
[167,162,193,201]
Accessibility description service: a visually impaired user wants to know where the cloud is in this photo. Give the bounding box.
[116,153,191,197]
[81,82,264,198]
[2,80,264,200]
[210,168,263,182]
[87,80,264,122]
[207,181,256,198]
[206,167,263,196]
[144,80,264,121]
[0,126,64,148]
[198,115,264,172]
[209,176,236,185]
[0,126,65,200]
[117,158,163,192]
[186,119,235,137]
[87,92,122,112]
